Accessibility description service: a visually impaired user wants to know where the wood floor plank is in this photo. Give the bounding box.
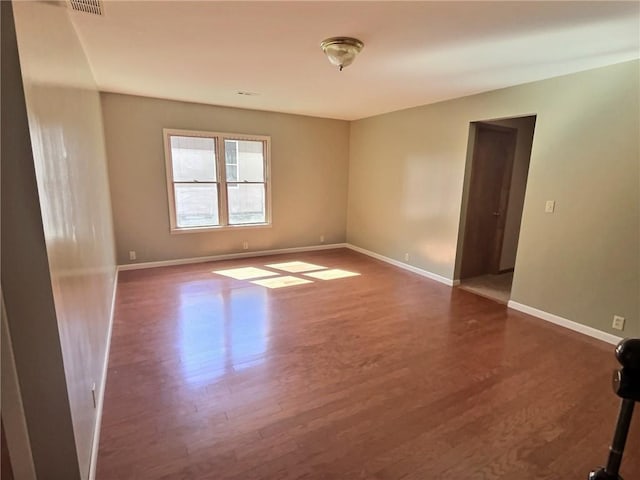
[96,249,639,479]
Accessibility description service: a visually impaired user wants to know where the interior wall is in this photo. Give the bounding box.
[1,2,79,478]
[348,60,639,338]
[12,2,118,478]
[101,93,350,265]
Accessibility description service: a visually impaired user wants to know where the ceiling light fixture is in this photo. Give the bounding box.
[320,37,364,71]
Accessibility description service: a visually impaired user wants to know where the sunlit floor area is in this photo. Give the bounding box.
[213,262,360,288]
[458,271,514,304]
[97,249,639,480]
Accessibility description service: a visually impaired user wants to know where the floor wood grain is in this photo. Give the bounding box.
[96,249,639,479]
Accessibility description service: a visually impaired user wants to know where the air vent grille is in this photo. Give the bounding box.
[68,0,103,15]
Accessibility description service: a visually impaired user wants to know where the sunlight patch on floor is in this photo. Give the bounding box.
[265,261,327,273]
[304,269,360,280]
[213,267,279,280]
[251,276,314,289]
[213,263,361,288]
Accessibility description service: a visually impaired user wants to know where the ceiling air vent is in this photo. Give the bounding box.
[68,0,104,15]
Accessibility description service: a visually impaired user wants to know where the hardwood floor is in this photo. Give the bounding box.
[459,272,514,304]
[96,248,639,479]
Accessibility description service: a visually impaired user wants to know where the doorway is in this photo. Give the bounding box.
[456,115,536,303]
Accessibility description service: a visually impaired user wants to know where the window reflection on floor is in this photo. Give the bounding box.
[177,281,269,386]
[212,264,361,291]
[251,276,313,289]
[213,266,278,280]
[265,261,327,273]
[183,263,362,384]
[304,269,360,280]
[226,287,269,372]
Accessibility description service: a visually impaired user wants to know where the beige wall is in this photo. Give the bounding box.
[2,2,79,478]
[101,93,350,265]
[11,1,118,478]
[348,60,639,338]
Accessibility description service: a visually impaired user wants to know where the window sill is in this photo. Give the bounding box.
[170,223,272,235]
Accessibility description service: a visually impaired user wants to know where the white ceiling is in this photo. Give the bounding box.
[69,1,640,120]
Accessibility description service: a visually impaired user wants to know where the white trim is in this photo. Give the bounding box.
[345,243,456,286]
[507,300,623,345]
[117,243,348,271]
[88,268,118,480]
[169,222,272,235]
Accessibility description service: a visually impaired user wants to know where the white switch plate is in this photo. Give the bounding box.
[545,200,555,213]
[129,250,136,260]
[612,315,625,331]
[242,241,249,250]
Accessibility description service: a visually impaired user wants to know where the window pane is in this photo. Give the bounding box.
[174,184,219,227]
[171,136,216,181]
[227,184,265,224]
[225,140,238,182]
[225,140,264,182]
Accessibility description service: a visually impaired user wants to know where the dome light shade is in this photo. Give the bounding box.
[320,37,364,71]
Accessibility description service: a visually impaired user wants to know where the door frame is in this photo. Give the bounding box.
[458,122,518,279]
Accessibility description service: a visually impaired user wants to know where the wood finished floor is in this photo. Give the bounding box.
[97,249,639,480]
[459,272,514,304]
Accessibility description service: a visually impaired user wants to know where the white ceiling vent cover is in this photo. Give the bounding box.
[68,0,104,15]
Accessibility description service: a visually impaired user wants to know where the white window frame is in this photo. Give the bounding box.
[225,140,240,187]
[163,128,271,234]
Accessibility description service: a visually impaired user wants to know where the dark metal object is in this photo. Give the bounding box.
[589,338,640,480]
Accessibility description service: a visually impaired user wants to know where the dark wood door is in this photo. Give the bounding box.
[460,123,517,279]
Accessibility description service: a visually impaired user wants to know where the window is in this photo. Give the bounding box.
[163,129,270,232]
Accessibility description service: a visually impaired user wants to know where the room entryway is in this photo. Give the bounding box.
[458,271,514,303]
[455,115,536,303]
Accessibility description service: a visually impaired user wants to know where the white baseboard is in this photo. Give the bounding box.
[117,243,348,271]
[507,300,623,345]
[345,243,456,287]
[88,268,118,480]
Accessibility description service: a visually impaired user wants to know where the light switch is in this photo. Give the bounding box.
[612,315,625,331]
[545,200,555,213]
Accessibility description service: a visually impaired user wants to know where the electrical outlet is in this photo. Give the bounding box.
[404,253,410,262]
[242,241,249,250]
[129,250,136,260]
[319,235,325,244]
[612,315,625,331]
[91,382,97,408]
